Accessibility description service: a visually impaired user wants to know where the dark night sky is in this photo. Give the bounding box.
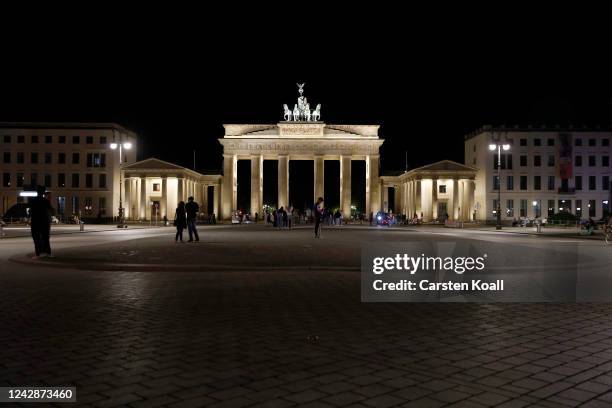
[2,25,611,210]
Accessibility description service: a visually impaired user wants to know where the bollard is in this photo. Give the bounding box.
[0,223,4,238]
[80,221,84,232]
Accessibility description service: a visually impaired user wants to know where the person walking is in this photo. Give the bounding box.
[185,196,200,242]
[314,197,324,238]
[174,201,187,243]
[28,186,53,258]
[287,205,293,229]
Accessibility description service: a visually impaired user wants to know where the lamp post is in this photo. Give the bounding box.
[110,135,132,228]
[489,139,510,230]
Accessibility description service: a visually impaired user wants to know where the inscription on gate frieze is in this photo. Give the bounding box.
[278,123,325,137]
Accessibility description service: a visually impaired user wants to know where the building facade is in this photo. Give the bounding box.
[465,126,612,221]
[219,123,383,220]
[123,158,221,221]
[0,122,137,219]
[381,161,477,222]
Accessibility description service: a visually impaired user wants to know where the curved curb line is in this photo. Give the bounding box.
[8,255,360,273]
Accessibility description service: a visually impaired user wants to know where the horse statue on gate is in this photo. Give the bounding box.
[311,104,321,121]
[304,104,311,121]
[283,104,293,121]
[293,104,300,121]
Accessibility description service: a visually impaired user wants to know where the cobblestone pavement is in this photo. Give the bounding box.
[2,226,612,407]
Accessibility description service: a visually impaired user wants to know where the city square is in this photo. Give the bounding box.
[2,223,612,407]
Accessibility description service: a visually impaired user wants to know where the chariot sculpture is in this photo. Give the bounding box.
[282,83,321,122]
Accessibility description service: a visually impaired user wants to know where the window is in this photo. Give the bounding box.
[576,200,582,218]
[71,174,80,188]
[520,176,527,190]
[547,138,555,146]
[558,199,571,213]
[506,199,514,217]
[520,200,528,217]
[589,176,596,190]
[100,136,107,145]
[589,138,596,147]
[507,175,514,190]
[589,156,596,167]
[603,138,610,147]
[438,185,446,194]
[44,174,52,187]
[493,154,512,170]
[44,152,52,164]
[16,172,24,187]
[534,175,541,190]
[86,136,93,144]
[603,176,610,191]
[16,152,24,164]
[72,153,80,164]
[31,152,38,164]
[3,173,10,187]
[548,155,555,167]
[3,135,11,143]
[534,138,541,146]
[493,176,500,190]
[30,173,37,186]
[57,196,66,215]
[84,197,93,214]
[589,200,596,217]
[17,135,24,143]
[520,138,527,146]
[99,174,107,188]
[492,199,499,215]
[603,156,610,167]
[520,155,527,166]
[575,176,583,190]
[31,135,39,144]
[534,156,541,167]
[71,196,79,214]
[58,153,66,164]
[45,135,52,144]
[72,136,80,144]
[548,176,555,191]
[3,152,10,163]
[98,197,106,215]
[59,136,66,144]
[548,199,555,216]
[58,173,66,187]
[86,174,93,188]
[575,156,582,167]
[575,138,582,147]
[87,153,106,168]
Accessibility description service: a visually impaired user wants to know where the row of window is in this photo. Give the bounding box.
[516,137,610,147]
[493,175,611,191]
[2,172,107,189]
[493,199,607,218]
[494,154,610,169]
[2,135,108,145]
[2,152,106,167]
[53,196,107,216]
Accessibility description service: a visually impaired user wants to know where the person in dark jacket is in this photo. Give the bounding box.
[185,196,200,242]
[28,186,53,258]
[174,201,187,242]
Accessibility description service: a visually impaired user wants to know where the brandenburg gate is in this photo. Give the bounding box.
[219,122,383,220]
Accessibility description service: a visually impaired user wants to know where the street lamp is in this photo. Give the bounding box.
[489,139,510,230]
[110,134,132,228]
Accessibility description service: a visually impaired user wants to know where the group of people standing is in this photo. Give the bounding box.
[270,206,295,229]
